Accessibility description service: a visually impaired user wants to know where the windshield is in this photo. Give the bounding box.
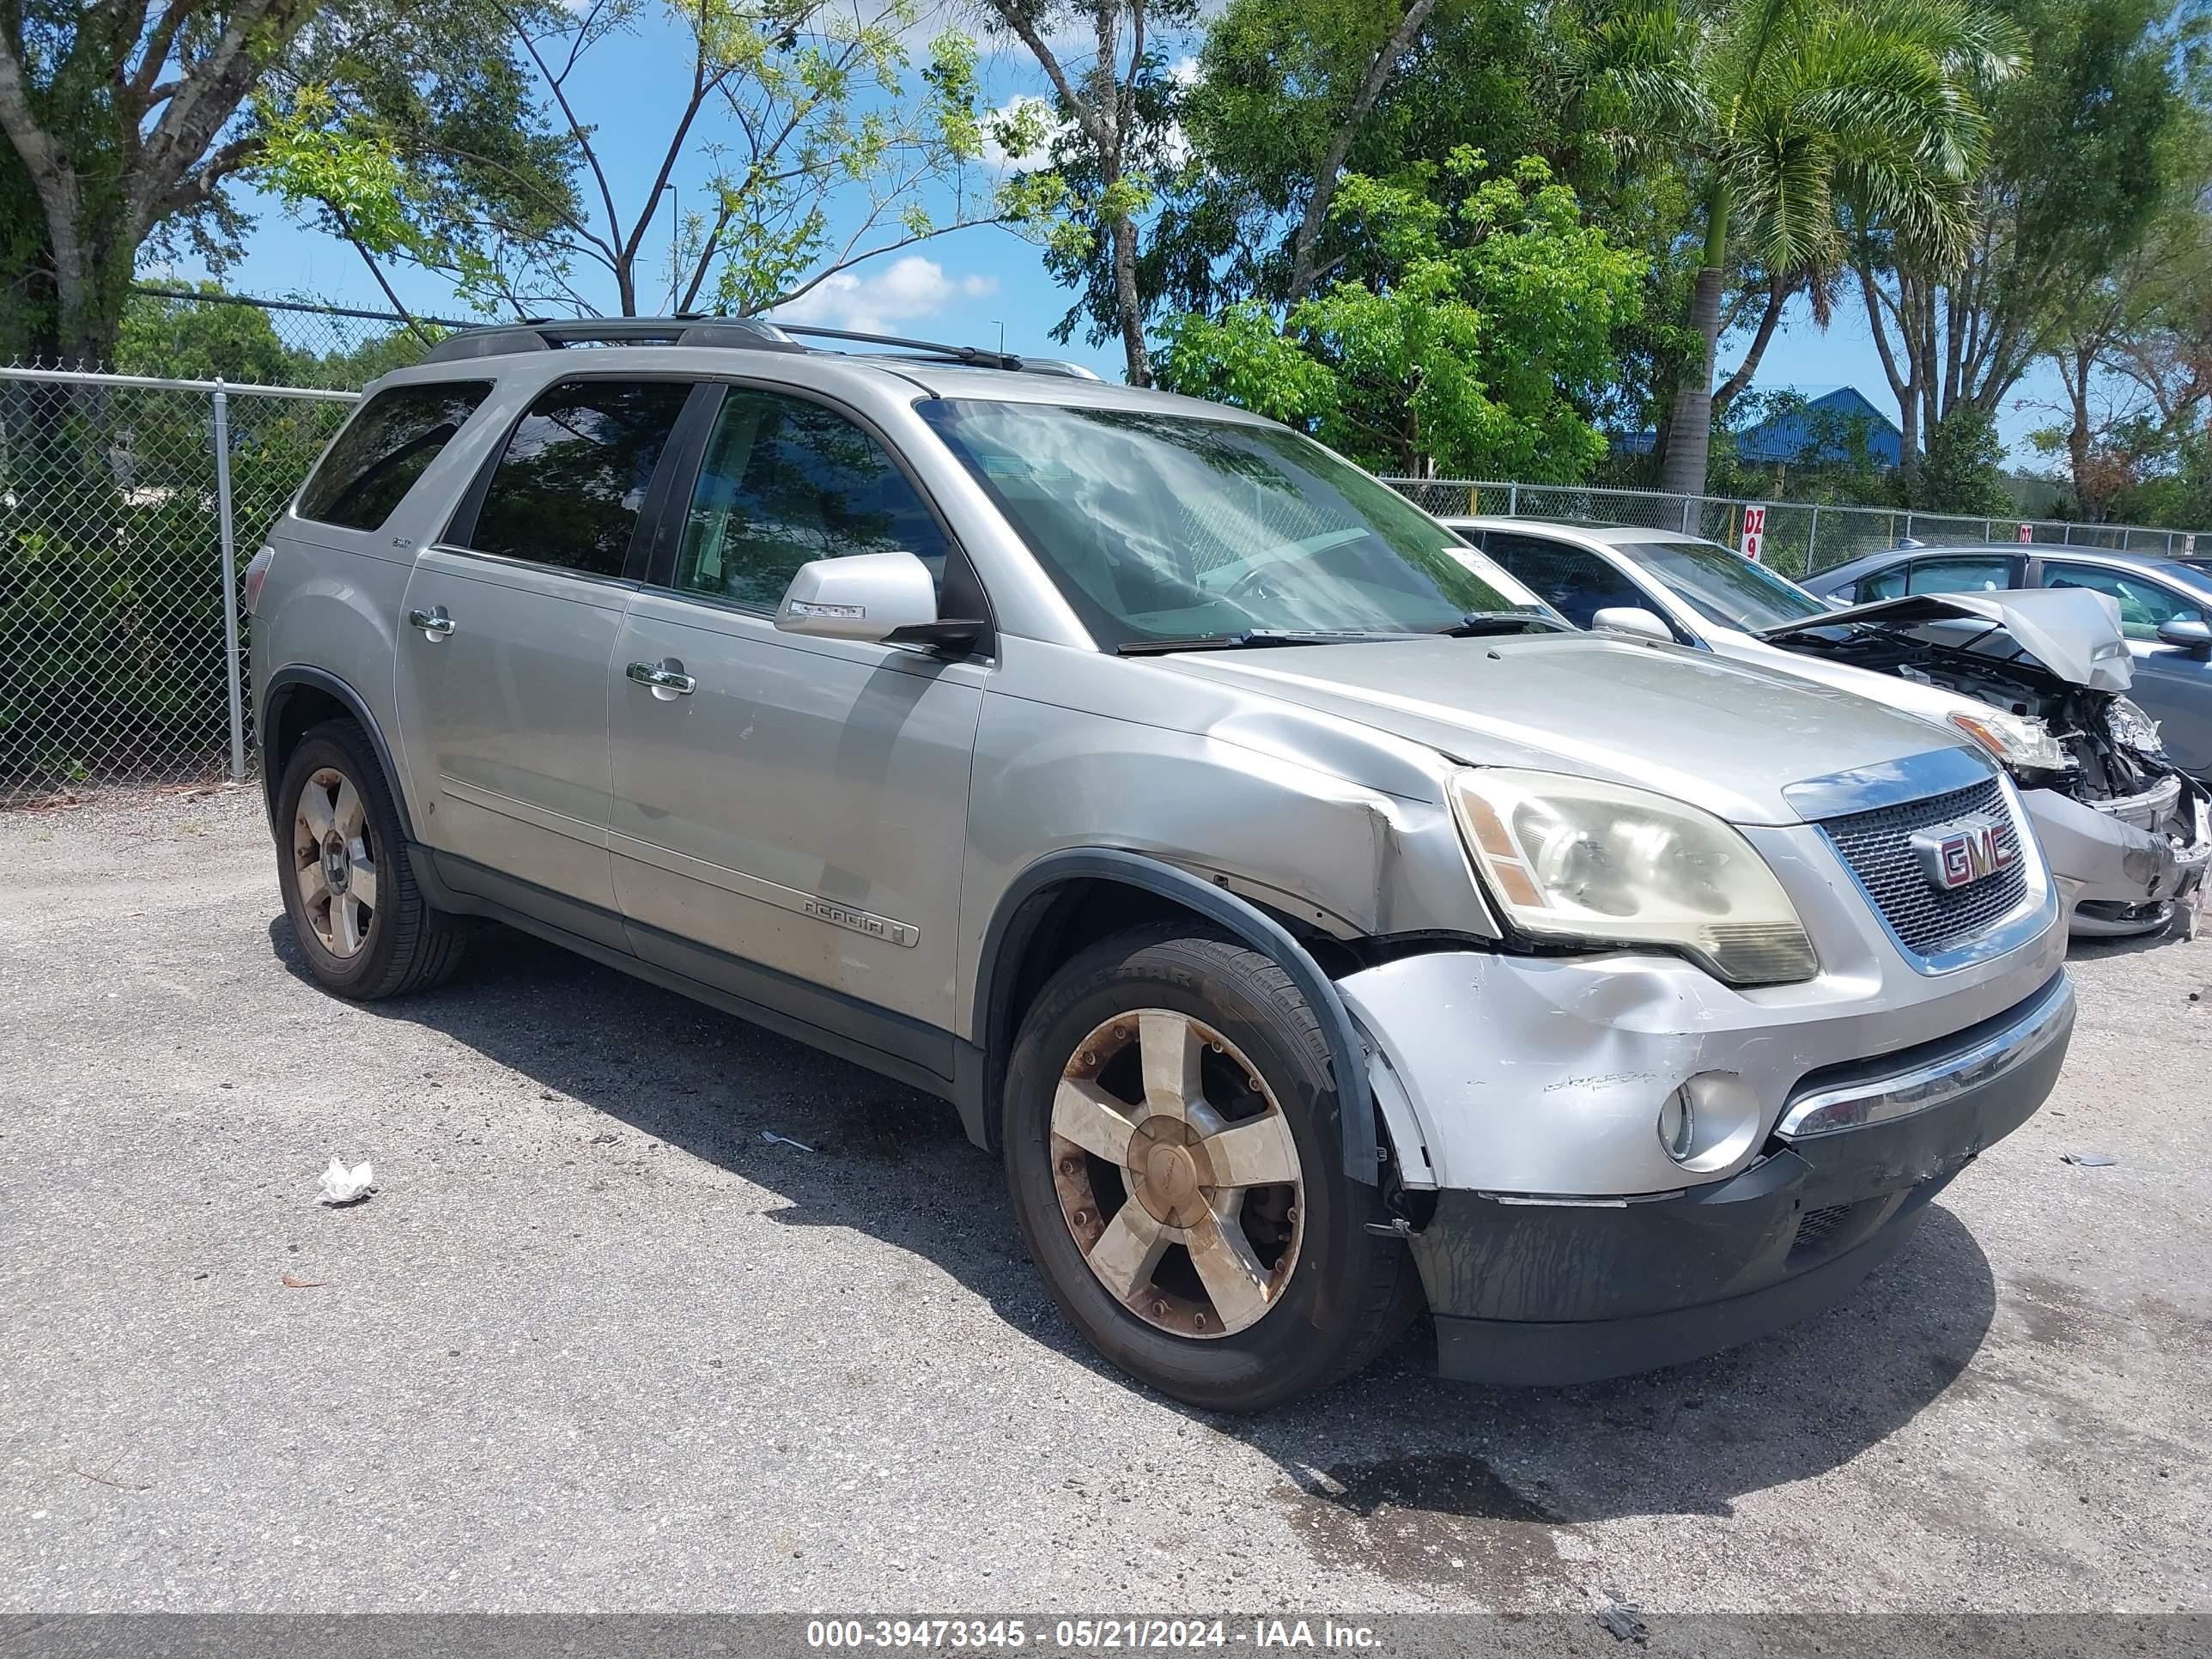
[919,400,1546,647]
[1620,539,1831,632]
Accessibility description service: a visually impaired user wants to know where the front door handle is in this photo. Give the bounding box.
[627,659,696,699]
[408,606,454,640]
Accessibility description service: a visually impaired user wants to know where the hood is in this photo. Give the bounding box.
[1756,589,2135,692]
[1156,632,1986,826]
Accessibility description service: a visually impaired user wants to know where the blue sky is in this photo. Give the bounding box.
[165,7,2069,466]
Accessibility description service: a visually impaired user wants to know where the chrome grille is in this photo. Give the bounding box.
[1820,778,2028,959]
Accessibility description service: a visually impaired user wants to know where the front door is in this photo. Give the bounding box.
[606,385,984,1059]
[393,376,695,932]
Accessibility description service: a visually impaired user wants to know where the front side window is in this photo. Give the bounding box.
[461,379,692,578]
[1857,564,1908,601]
[1615,538,1830,631]
[2042,562,2206,641]
[1486,533,1651,629]
[1907,555,2017,595]
[298,381,490,532]
[673,391,948,609]
[919,400,1538,647]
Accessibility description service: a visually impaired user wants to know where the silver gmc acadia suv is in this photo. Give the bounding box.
[248,316,2075,1412]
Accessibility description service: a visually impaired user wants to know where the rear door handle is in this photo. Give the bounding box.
[408,606,454,639]
[627,659,696,698]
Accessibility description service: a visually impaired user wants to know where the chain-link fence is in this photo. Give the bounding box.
[1379,477,2207,579]
[0,366,357,807]
[112,286,477,392]
[7,340,2211,808]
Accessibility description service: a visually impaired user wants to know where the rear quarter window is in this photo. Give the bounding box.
[297,381,492,532]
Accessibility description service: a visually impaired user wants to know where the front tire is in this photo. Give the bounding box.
[1003,927,1420,1412]
[275,720,467,1000]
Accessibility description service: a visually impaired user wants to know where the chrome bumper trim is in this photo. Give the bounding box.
[1777,975,2076,1139]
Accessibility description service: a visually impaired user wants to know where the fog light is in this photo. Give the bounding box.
[1657,1086,1696,1162]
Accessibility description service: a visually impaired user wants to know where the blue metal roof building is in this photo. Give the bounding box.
[1615,386,1905,467]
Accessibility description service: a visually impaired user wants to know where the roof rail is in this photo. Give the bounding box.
[422,315,803,363]
[418,313,1106,380]
[772,324,1023,370]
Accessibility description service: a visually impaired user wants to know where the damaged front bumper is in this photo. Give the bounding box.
[2029,777,2212,936]
[1338,926,2073,1387]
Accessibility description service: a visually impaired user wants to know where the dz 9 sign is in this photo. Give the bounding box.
[1741,504,1766,562]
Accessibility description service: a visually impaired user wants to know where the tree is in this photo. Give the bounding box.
[1053,0,1562,343]
[0,0,551,366]
[1908,404,2010,512]
[256,0,1013,322]
[976,0,1197,385]
[1154,154,1643,477]
[0,0,314,363]
[1574,0,2023,498]
[1852,0,2189,483]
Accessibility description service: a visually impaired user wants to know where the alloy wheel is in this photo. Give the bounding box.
[292,765,378,958]
[1050,1008,1304,1338]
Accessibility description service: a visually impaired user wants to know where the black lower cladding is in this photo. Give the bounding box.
[1415,976,2072,1387]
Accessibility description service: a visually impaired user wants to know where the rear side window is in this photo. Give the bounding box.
[460,379,693,578]
[297,381,490,532]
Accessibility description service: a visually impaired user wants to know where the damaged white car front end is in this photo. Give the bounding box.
[1759,589,2211,938]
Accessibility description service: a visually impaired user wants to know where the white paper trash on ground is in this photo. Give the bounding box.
[317,1158,375,1204]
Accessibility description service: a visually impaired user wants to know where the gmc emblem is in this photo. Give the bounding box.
[1911,812,2019,891]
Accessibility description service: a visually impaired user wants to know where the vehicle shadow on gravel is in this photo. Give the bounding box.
[267,915,1999,1550]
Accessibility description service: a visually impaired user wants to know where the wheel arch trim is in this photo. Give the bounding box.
[975,848,1379,1183]
[260,665,416,842]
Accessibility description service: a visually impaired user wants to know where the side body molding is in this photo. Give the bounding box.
[974,848,1380,1183]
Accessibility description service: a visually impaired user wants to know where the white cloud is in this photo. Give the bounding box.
[772,256,1000,336]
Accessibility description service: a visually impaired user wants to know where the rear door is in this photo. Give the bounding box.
[606,383,985,1053]
[393,376,695,936]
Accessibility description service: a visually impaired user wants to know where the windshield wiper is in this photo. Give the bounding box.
[1116,629,1406,656]
[1437,610,1571,637]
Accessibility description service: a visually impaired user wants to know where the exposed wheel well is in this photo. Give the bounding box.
[994,878,1202,1056]
[978,872,1361,1152]
[261,684,353,813]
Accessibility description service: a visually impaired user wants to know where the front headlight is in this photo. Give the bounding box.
[1449,768,1818,985]
[1948,708,2072,775]
[2106,696,2165,754]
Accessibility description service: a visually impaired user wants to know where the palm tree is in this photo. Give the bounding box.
[1574,0,2027,495]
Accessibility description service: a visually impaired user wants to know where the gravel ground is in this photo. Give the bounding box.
[2,787,2208,1615]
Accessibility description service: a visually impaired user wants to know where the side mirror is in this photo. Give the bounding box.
[1591,605,1674,643]
[774,550,940,645]
[2155,617,2212,657]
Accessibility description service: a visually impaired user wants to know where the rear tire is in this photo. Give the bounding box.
[1003,925,1421,1412]
[275,720,467,1000]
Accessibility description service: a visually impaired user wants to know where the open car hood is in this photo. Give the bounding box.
[1756,589,2136,693]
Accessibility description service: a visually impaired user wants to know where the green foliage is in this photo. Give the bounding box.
[1907,406,2012,514]
[1155,155,1643,478]
[257,0,1018,320]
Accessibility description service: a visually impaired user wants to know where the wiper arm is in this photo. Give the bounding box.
[1437,610,1571,637]
[1116,629,1406,656]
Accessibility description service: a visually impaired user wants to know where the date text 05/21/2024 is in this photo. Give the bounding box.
[804,1620,1384,1650]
